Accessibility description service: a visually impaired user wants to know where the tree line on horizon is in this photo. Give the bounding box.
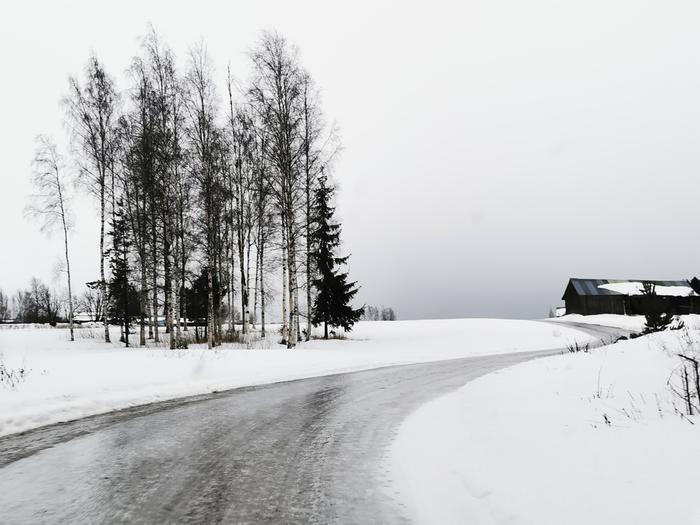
[362,305,396,322]
[11,28,365,348]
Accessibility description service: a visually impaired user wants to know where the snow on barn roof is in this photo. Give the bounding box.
[565,278,698,297]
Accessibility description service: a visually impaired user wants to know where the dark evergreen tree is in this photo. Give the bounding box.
[641,281,676,334]
[108,201,140,346]
[310,175,363,339]
[185,267,226,343]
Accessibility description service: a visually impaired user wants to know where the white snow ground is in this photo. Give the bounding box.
[552,313,700,332]
[388,323,700,525]
[0,318,593,437]
[552,313,647,331]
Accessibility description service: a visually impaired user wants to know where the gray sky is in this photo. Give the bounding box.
[2,0,700,320]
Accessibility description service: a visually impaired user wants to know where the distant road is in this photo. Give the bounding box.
[0,322,625,524]
[544,319,635,343]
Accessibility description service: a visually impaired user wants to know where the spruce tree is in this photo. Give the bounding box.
[108,201,140,346]
[310,175,363,339]
[185,267,226,344]
[641,281,675,334]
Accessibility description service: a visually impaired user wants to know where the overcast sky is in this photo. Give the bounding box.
[2,0,700,320]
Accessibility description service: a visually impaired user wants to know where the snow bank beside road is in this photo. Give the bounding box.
[550,313,647,331]
[0,318,593,437]
[551,313,700,333]
[388,329,700,524]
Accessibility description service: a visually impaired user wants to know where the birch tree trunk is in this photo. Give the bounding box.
[246,236,253,330]
[226,231,233,336]
[140,261,147,345]
[281,221,289,345]
[305,219,312,341]
[100,180,110,343]
[303,81,312,342]
[287,224,299,348]
[206,210,215,349]
[167,219,176,349]
[239,228,249,336]
[260,233,266,338]
[64,228,74,342]
[252,243,260,330]
[180,205,188,332]
[56,171,75,343]
[151,204,159,342]
[164,216,172,336]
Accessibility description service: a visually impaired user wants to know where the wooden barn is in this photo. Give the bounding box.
[562,278,700,316]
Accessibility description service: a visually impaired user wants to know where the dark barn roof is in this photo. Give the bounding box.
[563,278,694,299]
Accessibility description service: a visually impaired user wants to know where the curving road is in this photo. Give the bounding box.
[0,322,627,524]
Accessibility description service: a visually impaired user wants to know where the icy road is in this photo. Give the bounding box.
[0,323,624,524]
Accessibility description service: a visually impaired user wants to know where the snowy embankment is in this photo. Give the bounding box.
[0,318,593,437]
[388,322,700,525]
[551,313,648,331]
[552,313,700,332]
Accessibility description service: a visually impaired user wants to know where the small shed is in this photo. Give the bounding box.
[562,278,700,316]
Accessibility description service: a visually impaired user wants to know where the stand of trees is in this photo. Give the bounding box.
[20,28,361,347]
[362,306,397,322]
[3,279,65,324]
[0,290,9,321]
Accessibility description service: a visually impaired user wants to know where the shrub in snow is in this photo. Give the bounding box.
[0,361,30,390]
[172,336,190,350]
[76,328,104,340]
[668,329,700,416]
[566,341,590,353]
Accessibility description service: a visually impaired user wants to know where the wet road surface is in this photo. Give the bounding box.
[0,322,627,524]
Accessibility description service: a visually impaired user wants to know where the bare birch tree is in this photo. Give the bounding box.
[142,29,181,349]
[65,56,119,343]
[226,78,257,337]
[249,31,306,347]
[26,136,76,341]
[184,44,220,348]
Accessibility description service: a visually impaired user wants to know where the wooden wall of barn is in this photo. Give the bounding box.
[565,294,700,316]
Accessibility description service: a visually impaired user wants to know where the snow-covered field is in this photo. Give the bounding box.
[0,318,593,437]
[388,325,700,524]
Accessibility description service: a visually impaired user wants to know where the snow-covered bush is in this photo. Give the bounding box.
[667,329,700,416]
[0,360,30,390]
[566,340,590,353]
[75,327,103,340]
